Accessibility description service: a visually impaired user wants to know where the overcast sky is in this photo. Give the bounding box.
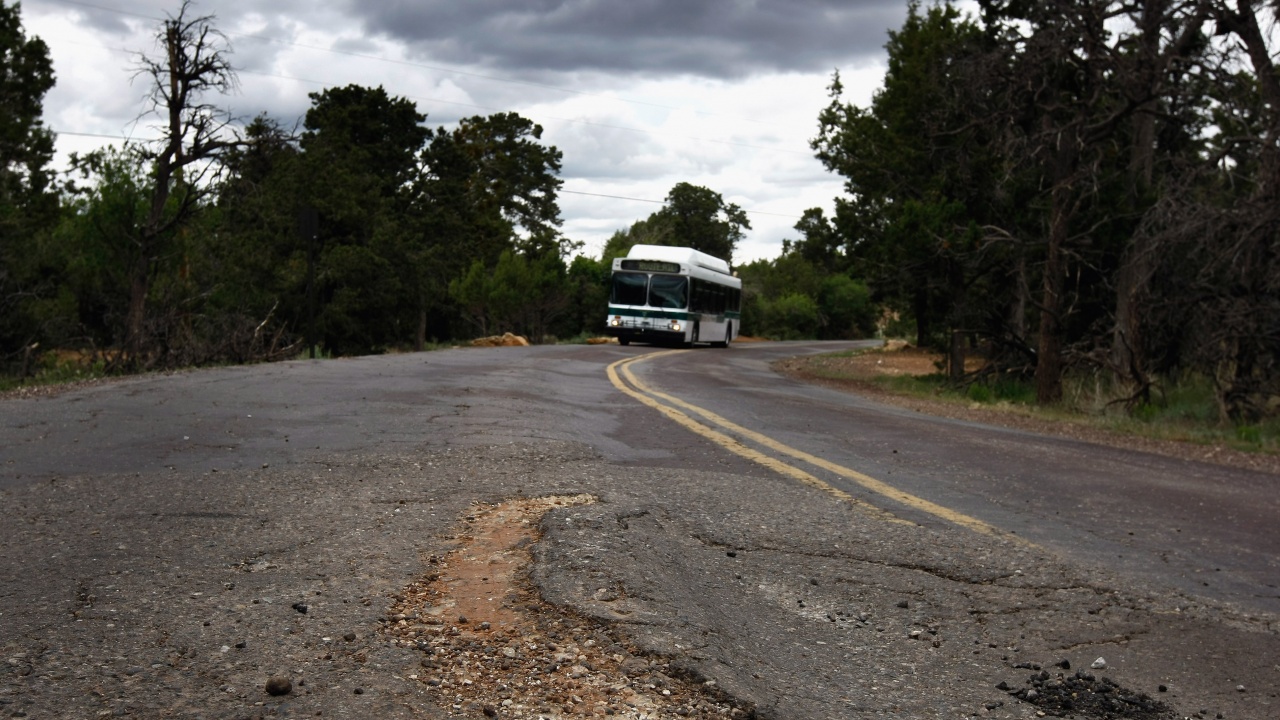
[22,0,923,263]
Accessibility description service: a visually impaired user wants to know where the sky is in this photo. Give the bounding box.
[20,0,923,264]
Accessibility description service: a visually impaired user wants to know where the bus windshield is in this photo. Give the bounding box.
[610,272,689,309]
[610,272,648,306]
[648,275,687,309]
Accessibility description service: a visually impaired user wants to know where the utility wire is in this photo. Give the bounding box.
[560,189,802,220]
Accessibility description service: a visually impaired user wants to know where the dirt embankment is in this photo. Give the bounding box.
[775,344,1280,477]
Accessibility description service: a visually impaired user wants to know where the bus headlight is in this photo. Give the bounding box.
[610,316,622,327]
[670,321,682,332]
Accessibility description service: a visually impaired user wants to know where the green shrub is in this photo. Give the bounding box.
[966,383,992,403]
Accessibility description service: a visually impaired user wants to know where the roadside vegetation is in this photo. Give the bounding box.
[790,345,1280,457]
[3,0,1278,433]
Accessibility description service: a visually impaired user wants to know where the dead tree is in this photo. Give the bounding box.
[123,0,240,367]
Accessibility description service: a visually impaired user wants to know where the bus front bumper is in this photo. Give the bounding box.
[605,326,686,344]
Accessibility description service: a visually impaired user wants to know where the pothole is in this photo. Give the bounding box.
[383,495,754,719]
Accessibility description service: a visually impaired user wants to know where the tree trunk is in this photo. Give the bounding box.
[124,255,149,366]
[1011,251,1028,340]
[1111,245,1149,395]
[1035,183,1071,404]
[947,259,966,382]
[415,306,427,352]
[913,285,928,348]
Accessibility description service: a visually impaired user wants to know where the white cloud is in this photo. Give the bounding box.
[22,0,904,263]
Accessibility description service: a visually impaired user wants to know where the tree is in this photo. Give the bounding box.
[652,183,749,263]
[563,254,610,339]
[603,182,749,264]
[451,113,565,257]
[976,0,1211,402]
[58,146,152,353]
[410,112,564,347]
[449,249,568,341]
[812,3,994,360]
[0,0,57,368]
[299,84,429,354]
[121,0,241,367]
[1120,0,1280,420]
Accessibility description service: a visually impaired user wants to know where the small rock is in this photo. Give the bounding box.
[1056,658,1070,670]
[343,632,356,642]
[265,677,292,696]
[896,600,909,609]
[1236,685,1246,692]
[292,602,308,614]
[1091,657,1107,669]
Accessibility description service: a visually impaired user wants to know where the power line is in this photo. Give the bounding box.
[56,130,151,141]
[39,139,807,221]
[234,69,811,158]
[560,189,803,221]
[560,189,665,205]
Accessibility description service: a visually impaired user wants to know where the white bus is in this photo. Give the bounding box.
[605,244,742,347]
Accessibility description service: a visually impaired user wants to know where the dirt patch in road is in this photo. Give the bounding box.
[383,495,751,719]
[776,344,1280,476]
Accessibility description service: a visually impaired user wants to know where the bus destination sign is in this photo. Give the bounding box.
[621,260,681,273]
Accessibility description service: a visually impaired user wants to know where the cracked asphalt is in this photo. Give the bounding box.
[1,343,1277,719]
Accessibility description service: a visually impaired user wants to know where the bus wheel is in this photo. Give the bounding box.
[713,324,732,348]
[618,338,630,346]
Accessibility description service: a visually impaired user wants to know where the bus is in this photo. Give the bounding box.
[605,244,742,347]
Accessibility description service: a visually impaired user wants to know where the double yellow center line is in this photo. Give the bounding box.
[608,350,1016,539]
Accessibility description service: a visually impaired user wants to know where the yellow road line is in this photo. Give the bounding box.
[607,353,910,526]
[611,351,1019,540]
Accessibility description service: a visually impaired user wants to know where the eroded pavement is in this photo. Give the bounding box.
[1,441,1277,719]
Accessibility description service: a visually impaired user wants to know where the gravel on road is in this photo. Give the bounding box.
[3,439,1277,719]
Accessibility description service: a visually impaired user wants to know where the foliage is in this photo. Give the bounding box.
[603,182,749,264]
[738,244,875,341]
[809,0,1279,419]
[0,0,58,371]
[450,249,569,342]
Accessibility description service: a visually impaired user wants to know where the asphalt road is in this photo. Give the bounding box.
[1,342,1277,719]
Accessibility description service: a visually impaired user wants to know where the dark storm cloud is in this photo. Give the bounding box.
[346,0,905,79]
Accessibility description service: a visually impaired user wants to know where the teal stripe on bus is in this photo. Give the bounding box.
[606,307,694,321]
[607,307,741,321]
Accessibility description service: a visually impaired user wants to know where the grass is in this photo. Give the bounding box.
[0,354,112,393]
[802,346,1280,456]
